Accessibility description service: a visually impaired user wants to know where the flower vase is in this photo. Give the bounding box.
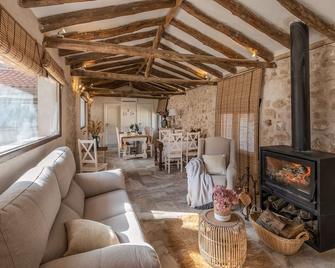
[92,136,100,148]
[214,203,232,222]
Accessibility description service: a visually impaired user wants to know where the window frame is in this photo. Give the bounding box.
[80,97,87,129]
[0,80,62,164]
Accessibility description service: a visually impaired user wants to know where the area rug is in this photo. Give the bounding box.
[142,214,277,268]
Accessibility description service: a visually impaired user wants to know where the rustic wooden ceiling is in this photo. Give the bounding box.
[19,0,335,99]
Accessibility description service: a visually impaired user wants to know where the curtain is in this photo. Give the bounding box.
[0,5,66,85]
[215,68,264,183]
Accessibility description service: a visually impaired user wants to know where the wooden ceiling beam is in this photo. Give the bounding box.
[144,0,184,77]
[181,1,274,62]
[64,17,164,40]
[162,32,237,73]
[158,43,224,78]
[44,37,276,68]
[89,87,182,96]
[160,59,206,79]
[38,0,174,32]
[154,61,199,80]
[171,19,245,59]
[86,58,144,71]
[214,0,290,48]
[18,0,93,8]
[71,69,219,85]
[277,0,335,41]
[90,92,168,99]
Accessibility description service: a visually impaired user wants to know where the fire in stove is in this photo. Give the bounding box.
[266,157,312,188]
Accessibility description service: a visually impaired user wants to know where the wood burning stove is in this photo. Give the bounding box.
[260,22,335,252]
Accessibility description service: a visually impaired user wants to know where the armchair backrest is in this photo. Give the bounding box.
[200,137,235,167]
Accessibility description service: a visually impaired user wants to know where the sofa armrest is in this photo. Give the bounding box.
[226,163,236,190]
[75,169,125,198]
[40,243,161,268]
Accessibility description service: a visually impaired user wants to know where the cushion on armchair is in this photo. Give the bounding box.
[202,154,226,175]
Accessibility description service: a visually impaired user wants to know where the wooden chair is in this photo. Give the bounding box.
[116,127,128,158]
[184,131,200,163]
[164,132,183,174]
[78,139,108,172]
[144,126,154,157]
[159,128,172,142]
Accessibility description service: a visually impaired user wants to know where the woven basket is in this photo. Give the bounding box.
[250,212,309,255]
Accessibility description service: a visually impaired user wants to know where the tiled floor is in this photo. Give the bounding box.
[107,152,335,268]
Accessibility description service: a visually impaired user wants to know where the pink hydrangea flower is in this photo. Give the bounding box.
[213,186,239,212]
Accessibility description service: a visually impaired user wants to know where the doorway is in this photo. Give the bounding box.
[104,104,120,148]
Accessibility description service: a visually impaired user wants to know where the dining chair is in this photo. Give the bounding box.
[78,139,108,172]
[184,131,200,163]
[144,126,154,157]
[116,127,128,158]
[165,132,183,174]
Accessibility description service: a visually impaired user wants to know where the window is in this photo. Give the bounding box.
[80,97,87,129]
[0,60,61,157]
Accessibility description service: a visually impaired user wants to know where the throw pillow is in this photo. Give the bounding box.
[202,154,226,175]
[64,219,120,256]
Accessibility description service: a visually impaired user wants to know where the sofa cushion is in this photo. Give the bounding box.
[0,167,61,268]
[211,174,227,186]
[42,204,81,264]
[203,154,226,175]
[38,147,76,198]
[204,137,231,162]
[84,190,133,221]
[64,219,120,256]
[101,212,145,244]
[63,181,85,217]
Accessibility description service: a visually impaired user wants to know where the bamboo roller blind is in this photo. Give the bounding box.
[215,69,264,182]
[0,5,66,85]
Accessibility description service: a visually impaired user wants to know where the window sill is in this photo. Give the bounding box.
[0,134,61,164]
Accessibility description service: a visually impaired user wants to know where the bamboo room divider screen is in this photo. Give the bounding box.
[215,68,264,184]
[0,5,66,85]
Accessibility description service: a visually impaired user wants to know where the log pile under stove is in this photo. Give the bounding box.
[263,195,318,243]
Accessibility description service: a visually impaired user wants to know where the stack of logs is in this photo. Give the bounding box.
[262,195,317,241]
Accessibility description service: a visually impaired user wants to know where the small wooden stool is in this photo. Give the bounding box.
[198,210,247,268]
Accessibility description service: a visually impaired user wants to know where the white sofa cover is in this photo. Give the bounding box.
[0,146,160,268]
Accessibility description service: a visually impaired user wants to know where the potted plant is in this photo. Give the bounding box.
[213,186,239,222]
[88,120,104,147]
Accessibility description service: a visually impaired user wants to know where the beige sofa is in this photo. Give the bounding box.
[0,147,160,268]
[199,137,237,189]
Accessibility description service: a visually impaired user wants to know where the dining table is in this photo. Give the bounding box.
[120,132,149,160]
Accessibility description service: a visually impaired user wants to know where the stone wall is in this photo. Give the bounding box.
[260,42,335,153]
[168,85,217,137]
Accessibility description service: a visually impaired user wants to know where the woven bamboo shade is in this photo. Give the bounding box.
[42,51,67,85]
[0,5,44,75]
[215,69,264,182]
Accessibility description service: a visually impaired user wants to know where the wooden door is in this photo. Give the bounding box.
[104,104,120,147]
[137,103,153,130]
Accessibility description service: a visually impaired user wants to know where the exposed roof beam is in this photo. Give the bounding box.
[71,69,219,85]
[44,37,276,68]
[161,59,206,79]
[38,0,174,32]
[101,64,141,74]
[162,32,237,73]
[90,87,182,96]
[214,0,290,48]
[144,0,184,77]
[158,43,224,78]
[154,61,199,80]
[90,92,168,99]
[171,19,245,59]
[86,58,144,71]
[18,0,93,8]
[277,0,335,41]
[181,1,274,62]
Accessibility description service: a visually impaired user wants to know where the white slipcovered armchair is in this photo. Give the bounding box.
[199,137,237,189]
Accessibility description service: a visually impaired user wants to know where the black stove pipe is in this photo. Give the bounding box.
[290,22,311,151]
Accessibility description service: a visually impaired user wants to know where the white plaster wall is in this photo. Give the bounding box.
[0,1,78,193]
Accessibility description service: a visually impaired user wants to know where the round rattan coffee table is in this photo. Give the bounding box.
[198,210,247,268]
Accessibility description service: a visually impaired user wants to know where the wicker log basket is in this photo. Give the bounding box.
[250,212,309,255]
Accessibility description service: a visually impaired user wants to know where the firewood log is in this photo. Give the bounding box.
[256,209,286,235]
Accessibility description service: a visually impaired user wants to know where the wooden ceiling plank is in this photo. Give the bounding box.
[277,0,335,41]
[214,0,290,48]
[90,92,169,99]
[44,37,276,68]
[144,0,184,77]
[71,69,219,85]
[19,0,93,8]
[161,59,206,79]
[38,0,174,32]
[162,32,237,73]
[171,19,245,59]
[181,1,274,61]
[86,58,144,71]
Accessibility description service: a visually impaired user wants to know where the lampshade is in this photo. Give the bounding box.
[168,108,177,116]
